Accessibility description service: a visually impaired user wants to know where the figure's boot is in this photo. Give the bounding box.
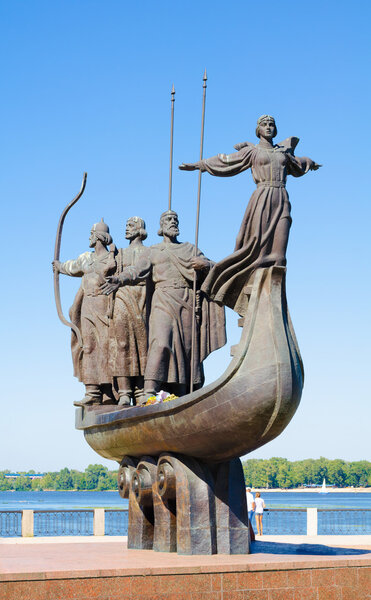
[74,384,102,407]
[116,377,132,407]
[101,383,115,405]
[133,377,145,406]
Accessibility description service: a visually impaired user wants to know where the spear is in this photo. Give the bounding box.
[190,69,207,393]
[168,84,175,210]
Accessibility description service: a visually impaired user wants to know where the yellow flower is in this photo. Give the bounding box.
[145,396,157,406]
[163,394,178,402]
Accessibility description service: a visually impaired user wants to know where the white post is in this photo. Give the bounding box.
[21,510,34,537]
[307,508,318,536]
[93,508,105,536]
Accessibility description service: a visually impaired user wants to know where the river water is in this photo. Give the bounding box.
[1,491,370,536]
[0,490,370,510]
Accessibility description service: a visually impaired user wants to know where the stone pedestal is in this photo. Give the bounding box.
[119,452,250,555]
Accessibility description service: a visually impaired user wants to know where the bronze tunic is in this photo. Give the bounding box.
[119,241,226,391]
[111,245,150,377]
[61,250,116,384]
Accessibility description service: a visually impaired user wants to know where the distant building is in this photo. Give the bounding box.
[5,473,45,480]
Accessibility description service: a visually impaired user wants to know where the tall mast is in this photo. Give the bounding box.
[190,69,207,393]
[168,84,175,210]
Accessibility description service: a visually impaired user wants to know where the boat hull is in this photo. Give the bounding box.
[76,267,304,463]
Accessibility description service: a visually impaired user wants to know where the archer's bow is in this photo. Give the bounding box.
[53,173,87,348]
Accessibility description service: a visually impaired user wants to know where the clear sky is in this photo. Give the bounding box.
[1,0,370,471]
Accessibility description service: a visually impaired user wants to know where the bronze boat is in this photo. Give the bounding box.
[76,266,304,463]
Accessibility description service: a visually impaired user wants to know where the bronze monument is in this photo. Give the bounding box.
[54,102,320,555]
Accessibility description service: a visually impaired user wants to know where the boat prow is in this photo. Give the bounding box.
[76,266,304,463]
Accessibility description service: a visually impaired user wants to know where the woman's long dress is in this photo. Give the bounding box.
[200,137,315,315]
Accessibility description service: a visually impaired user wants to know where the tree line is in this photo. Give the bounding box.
[242,457,371,488]
[0,458,370,491]
[0,465,118,491]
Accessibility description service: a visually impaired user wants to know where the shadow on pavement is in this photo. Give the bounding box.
[251,541,371,556]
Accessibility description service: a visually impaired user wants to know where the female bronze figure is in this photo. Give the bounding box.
[180,115,321,314]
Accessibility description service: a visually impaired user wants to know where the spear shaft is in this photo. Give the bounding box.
[190,70,207,393]
[168,84,175,210]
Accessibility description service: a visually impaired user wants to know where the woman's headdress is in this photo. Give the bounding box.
[255,115,277,138]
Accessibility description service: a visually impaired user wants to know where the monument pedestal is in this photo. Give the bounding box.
[119,453,251,555]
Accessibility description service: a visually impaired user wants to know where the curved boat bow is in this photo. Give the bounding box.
[76,266,303,463]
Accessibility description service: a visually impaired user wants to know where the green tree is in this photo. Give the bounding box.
[14,476,32,491]
[327,459,347,487]
[85,465,109,490]
[0,473,11,491]
[31,477,43,491]
[242,457,371,489]
[71,470,86,490]
[40,472,56,490]
[346,461,371,487]
[55,468,74,490]
[97,474,111,490]
[107,471,118,490]
[276,460,292,488]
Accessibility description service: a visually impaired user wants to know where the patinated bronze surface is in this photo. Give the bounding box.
[53,220,117,406]
[76,265,302,554]
[180,115,321,315]
[101,210,226,397]
[111,217,150,407]
[54,111,318,555]
[77,266,303,461]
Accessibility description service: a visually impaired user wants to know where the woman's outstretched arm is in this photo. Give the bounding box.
[179,143,255,178]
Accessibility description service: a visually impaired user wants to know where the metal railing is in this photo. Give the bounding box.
[1,508,371,537]
[105,509,129,536]
[252,508,307,535]
[318,509,371,535]
[0,511,22,537]
[34,510,94,537]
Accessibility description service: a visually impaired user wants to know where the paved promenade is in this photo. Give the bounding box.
[1,535,371,575]
[0,536,370,599]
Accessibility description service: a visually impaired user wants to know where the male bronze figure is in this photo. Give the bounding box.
[53,220,116,406]
[111,217,150,406]
[102,210,226,398]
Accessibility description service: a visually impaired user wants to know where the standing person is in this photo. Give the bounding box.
[254,492,266,536]
[101,209,226,397]
[179,115,321,315]
[52,220,116,406]
[111,217,150,407]
[246,488,255,524]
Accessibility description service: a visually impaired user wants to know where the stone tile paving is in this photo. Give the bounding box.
[0,538,370,600]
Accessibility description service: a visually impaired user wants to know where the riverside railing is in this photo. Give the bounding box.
[0,508,370,537]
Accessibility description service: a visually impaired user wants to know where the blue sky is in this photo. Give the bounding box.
[0,0,370,471]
